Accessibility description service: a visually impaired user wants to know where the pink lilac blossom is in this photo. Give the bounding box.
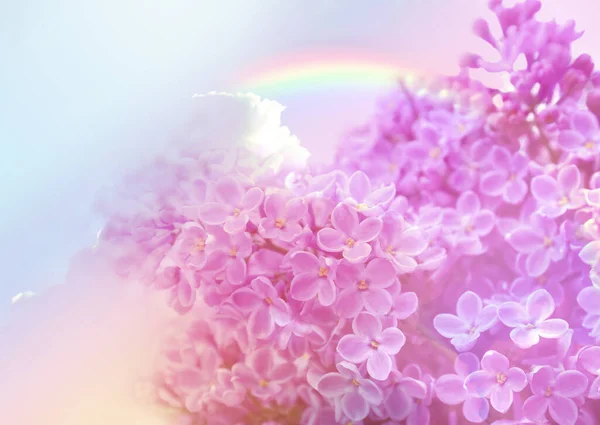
[9,1,600,425]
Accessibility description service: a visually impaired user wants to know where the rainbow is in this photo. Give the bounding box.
[233,49,421,96]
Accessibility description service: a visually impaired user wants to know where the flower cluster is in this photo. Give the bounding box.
[20,1,600,424]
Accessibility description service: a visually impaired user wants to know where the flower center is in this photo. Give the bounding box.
[429,147,441,158]
[557,196,569,206]
[370,340,380,349]
[465,224,474,234]
[356,203,368,211]
[458,123,466,133]
[194,238,206,251]
[388,163,397,172]
[543,237,554,247]
[233,208,241,217]
[346,238,356,248]
[508,173,516,181]
[259,379,269,387]
[496,373,507,385]
[536,275,547,285]
[357,280,369,291]
[525,323,535,330]
[318,267,328,277]
[275,218,286,229]
[585,141,595,150]
[469,326,478,335]
[264,297,273,305]
[544,386,552,397]
[229,247,237,257]
[351,379,360,387]
[385,245,396,255]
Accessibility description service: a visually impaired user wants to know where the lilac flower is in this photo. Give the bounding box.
[523,366,588,425]
[337,312,406,380]
[231,277,291,339]
[317,203,382,263]
[258,193,306,242]
[338,170,396,216]
[171,222,209,269]
[579,346,600,399]
[198,176,264,233]
[374,214,429,273]
[576,285,600,337]
[231,346,296,401]
[558,110,600,158]
[289,251,337,306]
[498,289,569,348]
[335,258,397,318]
[442,191,495,255]
[479,146,529,204]
[317,361,383,421]
[531,165,584,218]
[434,291,498,351]
[203,228,252,285]
[464,350,527,413]
[435,352,490,423]
[382,368,427,422]
[506,214,567,277]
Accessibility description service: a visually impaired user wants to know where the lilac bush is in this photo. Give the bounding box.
[9,1,600,424]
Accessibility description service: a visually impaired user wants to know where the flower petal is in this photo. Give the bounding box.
[364,258,396,288]
[548,395,578,425]
[348,170,372,202]
[338,335,370,363]
[523,395,549,421]
[341,391,369,421]
[577,286,600,315]
[531,175,560,203]
[231,288,261,311]
[249,307,274,339]
[392,292,418,320]
[336,288,364,318]
[480,170,507,196]
[379,328,406,355]
[290,251,319,275]
[526,248,551,278]
[481,350,509,374]
[434,314,469,338]
[554,370,588,398]
[536,319,569,339]
[332,203,359,236]
[526,289,555,322]
[507,228,543,254]
[352,311,382,339]
[490,385,513,414]
[358,379,383,405]
[241,187,264,211]
[457,191,481,215]
[510,327,540,348]
[457,291,483,325]
[465,370,495,397]
[367,349,392,380]
[558,164,581,193]
[355,217,383,242]
[317,228,346,252]
[198,202,230,225]
[318,372,349,398]
[506,367,528,392]
[385,386,413,421]
[362,288,393,315]
[579,346,600,375]
[435,374,467,405]
[290,273,319,301]
[498,302,529,327]
[462,397,489,423]
[558,130,584,150]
